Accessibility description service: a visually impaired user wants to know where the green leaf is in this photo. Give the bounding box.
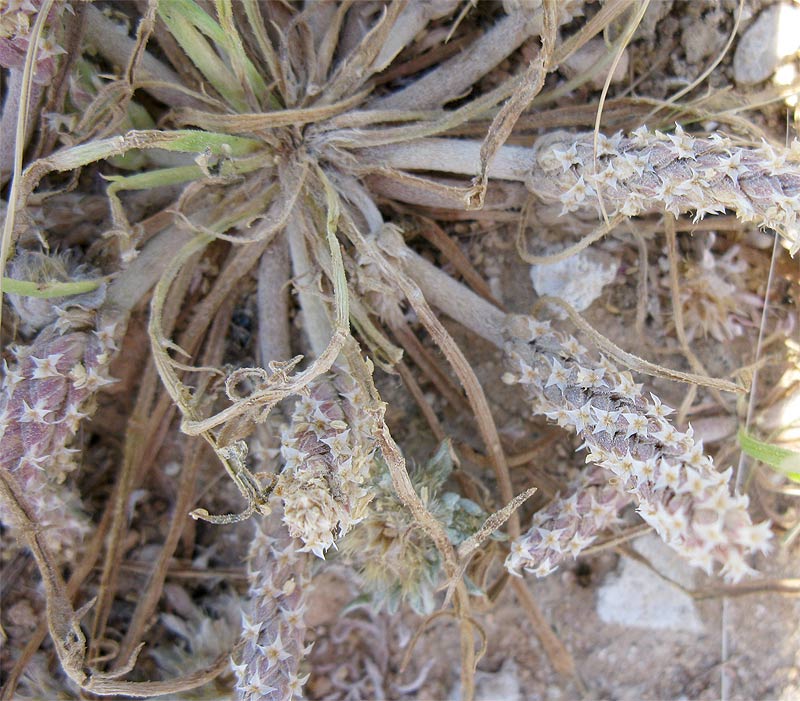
[738,428,800,483]
[2,276,107,298]
[158,0,249,111]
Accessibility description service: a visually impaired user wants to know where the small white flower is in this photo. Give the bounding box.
[756,139,787,172]
[93,323,118,348]
[60,403,89,433]
[553,144,580,171]
[619,191,648,216]
[571,402,594,434]
[30,353,64,379]
[685,545,715,575]
[647,394,674,419]
[260,630,292,668]
[693,202,727,222]
[666,124,696,160]
[716,151,746,185]
[19,399,51,423]
[734,520,772,555]
[595,132,621,156]
[559,175,595,213]
[544,358,571,392]
[285,672,310,699]
[240,613,263,642]
[623,150,650,176]
[238,669,277,698]
[591,408,620,435]
[591,163,620,190]
[562,336,587,358]
[545,408,571,426]
[576,366,605,388]
[719,551,756,583]
[613,371,640,400]
[653,459,682,491]
[529,558,556,578]
[566,532,596,557]
[2,359,25,393]
[630,124,650,147]
[230,656,248,684]
[652,424,680,446]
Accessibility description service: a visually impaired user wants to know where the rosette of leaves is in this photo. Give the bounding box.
[339,441,486,615]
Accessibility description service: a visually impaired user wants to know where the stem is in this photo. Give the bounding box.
[0,70,43,188]
[2,276,108,298]
[83,5,206,109]
[257,233,291,364]
[0,1,52,332]
[287,211,333,358]
[102,223,195,316]
[358,138,533,182]
[378,229,505,347]
[370,0,462,73]
[371,11,544,110]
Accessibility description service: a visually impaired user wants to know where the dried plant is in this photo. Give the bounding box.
[1,1,796,700]
[656,236,763,343]
[340,441,487,615]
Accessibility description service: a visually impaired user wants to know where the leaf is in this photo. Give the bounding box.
[738,428,800,483]
[1,277,107,298]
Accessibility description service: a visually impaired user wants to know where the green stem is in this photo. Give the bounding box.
[1,277,109,298]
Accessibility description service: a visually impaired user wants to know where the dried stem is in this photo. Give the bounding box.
[372,9,555,110]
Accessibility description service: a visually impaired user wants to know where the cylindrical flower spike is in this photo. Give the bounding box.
[505,464,632,577]
[503,315,772,582]
[526,126,800,254]
[0,320,117,560]
[275,372,377,559]
[0,0,67,84]
[233,516,311,701]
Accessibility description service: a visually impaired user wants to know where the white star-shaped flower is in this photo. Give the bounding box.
[666,124,696,160]
[19,399,51,423]
[647,394,674,419]
[2,359,25,393]
[286,672,310,699]
[260,630,292,668]
[735,520,772,555]
[538,528,565,552]
[630,125,650,147]
[528,558,556,578]
[60,403,89,433]
[576,366,605,388]
[559,175,596,214]
[30,353,63,379]
[622,412,648,439]
[552,144,580,171]
[544,358,571,392]
[592,408,620,435]
[229,656,248,683]
[240,613,263,643]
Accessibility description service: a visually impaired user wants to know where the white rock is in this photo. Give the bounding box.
[734,3,800,85]
[596,534,704,633]
[530,249,618,312]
